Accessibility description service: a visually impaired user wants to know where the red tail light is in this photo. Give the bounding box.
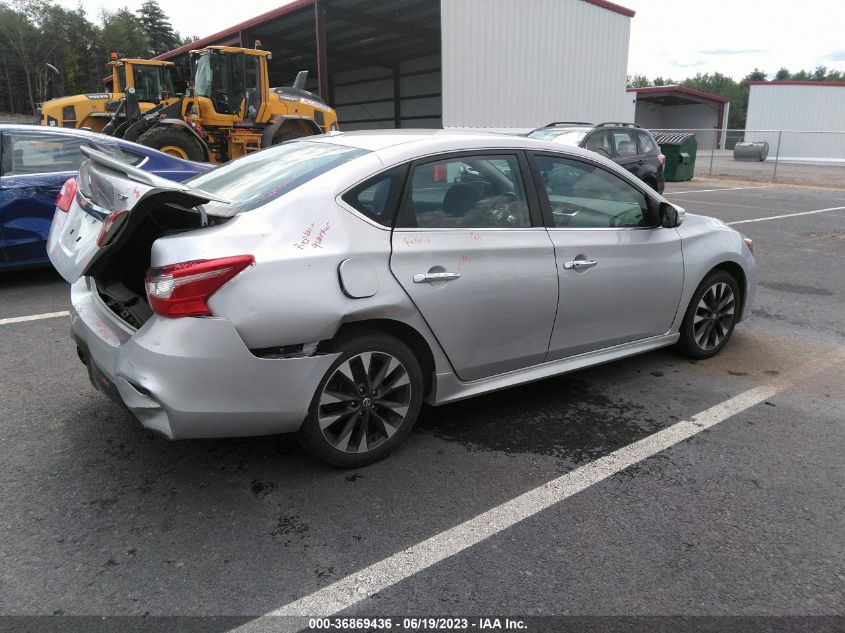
[56,178,77,212]
[145,255,254,318]
[658,153,666,165]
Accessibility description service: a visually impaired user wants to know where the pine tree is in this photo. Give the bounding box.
[101,8,149,59]
[137,0,178,57]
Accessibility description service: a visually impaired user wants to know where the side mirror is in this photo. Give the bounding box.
[659,201,685,227]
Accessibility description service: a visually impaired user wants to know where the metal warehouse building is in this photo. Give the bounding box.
[745,81,845,163]
[156,0,635,130]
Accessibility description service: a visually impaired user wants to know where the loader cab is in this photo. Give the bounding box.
[110,59,176,104]
[191,47,269,124]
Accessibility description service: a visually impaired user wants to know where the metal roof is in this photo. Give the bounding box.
[582,0,635,17]
[155,0,316,61]
[749,81,845,88]
[155,0,442,68]
[155,0,634,64]
[627,85,731,104]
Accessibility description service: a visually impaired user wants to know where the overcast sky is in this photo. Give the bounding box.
[55,0,845,81]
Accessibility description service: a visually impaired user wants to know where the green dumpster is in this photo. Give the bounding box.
[652,132,698,182]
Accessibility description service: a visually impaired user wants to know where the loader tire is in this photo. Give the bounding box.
[271,120,316,145]
[138,127,205,161]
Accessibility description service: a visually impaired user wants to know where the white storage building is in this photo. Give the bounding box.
[745,81,845,163]
[156,0,635,130]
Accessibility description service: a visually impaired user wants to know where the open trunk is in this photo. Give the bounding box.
[48,146,231,328]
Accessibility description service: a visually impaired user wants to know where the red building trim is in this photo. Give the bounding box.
[749,80,845,87]
[582,0,636,17]
[627,85,732,104]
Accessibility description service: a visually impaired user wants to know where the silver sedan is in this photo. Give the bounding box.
[48,130,756,466]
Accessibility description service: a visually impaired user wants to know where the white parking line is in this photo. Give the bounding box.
[235,347,845,629]
[727,206,845,225]
[0,310,69,326]
[665,185,771,195]
[674,199,774,211]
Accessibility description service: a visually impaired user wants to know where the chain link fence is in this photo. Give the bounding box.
[649,128,845,187]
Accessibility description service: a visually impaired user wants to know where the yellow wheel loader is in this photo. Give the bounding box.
[38,56,177,133]
[112,45,339,163]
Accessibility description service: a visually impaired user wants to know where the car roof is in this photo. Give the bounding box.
[0,124,203,164]
[0,124,106,139]
[530,126,593,133]
[306,128,607,164]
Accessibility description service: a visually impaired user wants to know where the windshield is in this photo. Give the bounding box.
[85,139,146,166]
[529,128,589,146]
[131,65,174,102]
[186,141,369,214]
[193,52,234,113]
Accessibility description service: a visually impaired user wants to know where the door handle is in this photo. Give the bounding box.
[563,259,598,270]
[413,272,461,283]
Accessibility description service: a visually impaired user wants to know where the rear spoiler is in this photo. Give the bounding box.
[79,145,231,204]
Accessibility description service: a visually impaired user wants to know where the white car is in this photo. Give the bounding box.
[48,130,756,466]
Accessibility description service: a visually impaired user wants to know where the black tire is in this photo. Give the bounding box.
[676,269,741,359]
[643,176,660,193]
[138,126,205,161]
[271,120,315,145]
[298,330,424,468]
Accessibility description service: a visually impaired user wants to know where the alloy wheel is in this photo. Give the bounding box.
[317,352,412,453]
[693,282,736,350]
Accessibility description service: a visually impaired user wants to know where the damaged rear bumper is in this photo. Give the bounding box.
[70,278,338,439]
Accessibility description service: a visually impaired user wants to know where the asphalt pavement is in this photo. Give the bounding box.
[0,181,843,632]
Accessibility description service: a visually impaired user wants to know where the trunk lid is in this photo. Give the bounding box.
[47,145,229,283]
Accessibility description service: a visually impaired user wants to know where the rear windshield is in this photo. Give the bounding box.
[528,128,589,146]
[186,141,368,214]
[85,140,146,166]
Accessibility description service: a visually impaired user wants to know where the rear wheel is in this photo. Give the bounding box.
[298,332,423,467]
[676,270,741,359]
[138,127,205,161]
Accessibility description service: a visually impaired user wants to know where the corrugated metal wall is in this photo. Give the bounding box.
[332,55,442,130]
[441,0,631,128]
[746,85,845,161]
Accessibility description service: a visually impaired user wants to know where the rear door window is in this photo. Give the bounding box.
[611,130,638,158]
[186,141,368,214]
[636,131,657,155]
[398,154,531,228]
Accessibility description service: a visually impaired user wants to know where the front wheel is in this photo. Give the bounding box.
[138,126,205,161]
[676,270,741,359]
[298,332,424,467]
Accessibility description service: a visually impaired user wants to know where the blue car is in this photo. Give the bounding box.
[0,124,212,271]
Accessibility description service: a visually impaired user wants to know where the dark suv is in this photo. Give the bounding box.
[528,122,665,193]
